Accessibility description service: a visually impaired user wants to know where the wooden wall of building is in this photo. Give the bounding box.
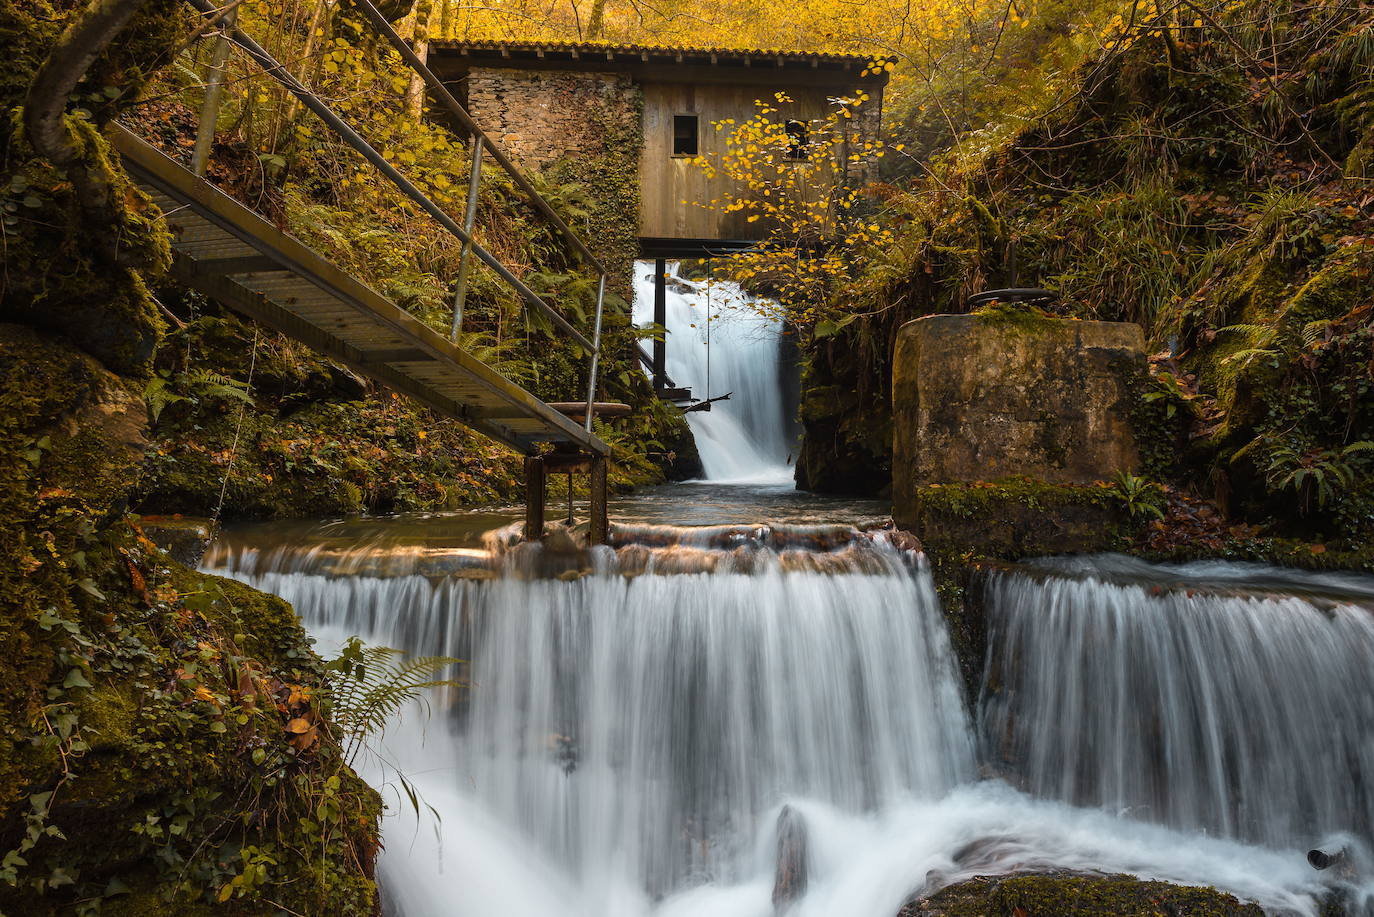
[638,82,846,241]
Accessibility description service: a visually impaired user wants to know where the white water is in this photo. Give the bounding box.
[981,556,1374,851]
[632,262,795,483]
[204,541,1369,917]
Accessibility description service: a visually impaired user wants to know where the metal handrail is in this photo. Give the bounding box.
[339,0,611,428]
[181,0,604,383]
[349,0,608,278]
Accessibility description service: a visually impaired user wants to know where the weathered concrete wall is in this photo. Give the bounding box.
[892,312,1146,514]
[466,67,642,169]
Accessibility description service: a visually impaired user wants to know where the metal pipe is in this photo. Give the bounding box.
[190,5,236,176]
[450,136,484,340]
[583,273,607,432]
[181,0,594,353]
[345,0,608,278]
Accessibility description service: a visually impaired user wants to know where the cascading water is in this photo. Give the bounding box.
[632,262,795,483]
[204,533,1363,917]
[979,555,1374,852]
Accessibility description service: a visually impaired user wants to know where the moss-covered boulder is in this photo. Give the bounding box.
[900,477,1132,558]
[0,322,380,913]
[900,872,1265,917]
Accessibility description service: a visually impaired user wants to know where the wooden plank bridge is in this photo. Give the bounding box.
[113,125,608,461]
[109,0,636,541]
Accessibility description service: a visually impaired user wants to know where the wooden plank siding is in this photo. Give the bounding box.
[638,81,840,240]
[110,123,609,458]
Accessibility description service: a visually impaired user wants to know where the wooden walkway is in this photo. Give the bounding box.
[111,123,609,458]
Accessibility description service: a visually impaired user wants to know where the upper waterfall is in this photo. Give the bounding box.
[632,261,796,484]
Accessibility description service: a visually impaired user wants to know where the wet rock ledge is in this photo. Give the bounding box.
[899,872,1264,917]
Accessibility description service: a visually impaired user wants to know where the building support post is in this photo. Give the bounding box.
[589,455,609,546]
[524,455,545,541]
[652,257,667,390]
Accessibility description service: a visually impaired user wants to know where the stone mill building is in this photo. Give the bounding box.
[428,40,889,260]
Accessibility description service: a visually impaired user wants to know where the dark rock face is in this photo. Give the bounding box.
[772,805,809,913]
[892,312,1146,506]
[899,872,1265,917]
[899,478,1130,558]
[137,515,219,567]
[661,413,705,481]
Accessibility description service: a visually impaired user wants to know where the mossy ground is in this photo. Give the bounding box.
[900,872,1264,917]
[1,3,380,911]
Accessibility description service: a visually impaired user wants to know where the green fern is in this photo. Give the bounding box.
[323,637,462,765]
[1112,470,1166,520]
[1264,439,1374,512]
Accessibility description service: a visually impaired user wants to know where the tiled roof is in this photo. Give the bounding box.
[431,39,890,75]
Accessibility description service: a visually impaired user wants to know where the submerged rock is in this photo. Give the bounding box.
[772,805,808,912]
[899,872,1265,917]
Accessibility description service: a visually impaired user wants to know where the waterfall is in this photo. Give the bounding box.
[979,555,1374,851]
[632,261,795,483]
[211,535,973,902]
[203,537,1358,917]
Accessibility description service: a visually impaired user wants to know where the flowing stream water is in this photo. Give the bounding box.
[631,262,795,483]
[980,556,1374,851]
[205,515,1374,917]
[201,273,1374,916]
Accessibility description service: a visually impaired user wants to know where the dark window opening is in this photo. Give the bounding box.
[785,120,809,160]
[673,115,699,156]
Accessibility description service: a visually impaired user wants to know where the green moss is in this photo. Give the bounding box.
[972,301,1060,332]
[909,477,1132,564]
[0,0,175,379]
[0,6,380,908]
[905,873,1264,917]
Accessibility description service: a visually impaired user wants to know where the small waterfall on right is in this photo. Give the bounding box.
[632,261,796,483]
[979,555,1374,851]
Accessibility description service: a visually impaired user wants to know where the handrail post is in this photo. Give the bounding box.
[190,5,236,176]
[451,136,484,340]
[584,273,607,433]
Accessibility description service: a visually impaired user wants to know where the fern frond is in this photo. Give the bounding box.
[324,638,463,764]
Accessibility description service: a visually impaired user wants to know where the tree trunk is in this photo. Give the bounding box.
[24,0,152,262]
[283,0,332,126]
[405,0,435,121]
[585,0,608,39]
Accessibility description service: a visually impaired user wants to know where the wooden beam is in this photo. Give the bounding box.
[652,258,667,391]
[543,454,592,473]
[360,347,435,363]
[589,455,608,545]
[546,401,632,419]
[524,456,545,540]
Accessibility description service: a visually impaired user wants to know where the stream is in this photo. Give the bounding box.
[202,273,1374,917]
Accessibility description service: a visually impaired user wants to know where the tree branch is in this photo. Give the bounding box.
[23,0,153,262]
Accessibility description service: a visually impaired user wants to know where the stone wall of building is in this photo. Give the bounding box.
[466,68,643,169]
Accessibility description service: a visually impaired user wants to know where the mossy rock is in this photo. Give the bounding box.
[901,872,1265,917]
[906,477,1132,560]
